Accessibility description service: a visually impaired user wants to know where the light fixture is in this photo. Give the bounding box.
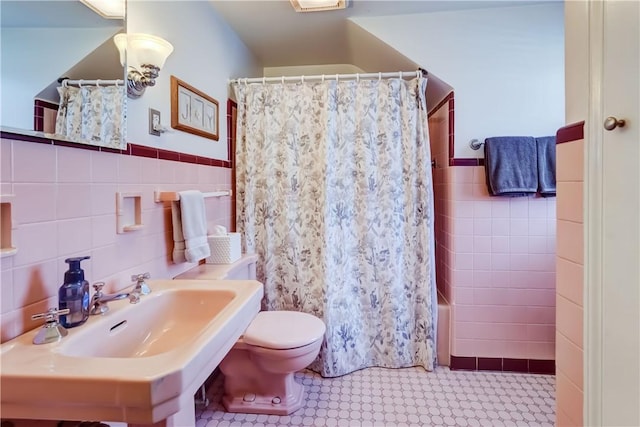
[114,33,174,99]
[79,0,125,19]
[290,0,347,13]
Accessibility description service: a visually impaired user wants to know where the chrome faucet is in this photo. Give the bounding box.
[131,272,151,295]
[90,282,137,315]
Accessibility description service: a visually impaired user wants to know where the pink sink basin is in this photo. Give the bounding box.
[0,279,263,426]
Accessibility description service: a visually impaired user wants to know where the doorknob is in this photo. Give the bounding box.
[604,116,626,131]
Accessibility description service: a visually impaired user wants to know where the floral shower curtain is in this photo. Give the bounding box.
[234,77,437,378]
[55,85,125,149]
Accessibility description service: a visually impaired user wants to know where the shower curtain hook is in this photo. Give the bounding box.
[321,74,325,82]
[335,74,339,82]
[356,73,360,82]
[416,70,420,79]
[378,72,382,81]
[62,79,68,88]
[301,75,304,83]
[263,76,266,84]
[282,76,285,84]
[96,79,101,87]
[399,71,403,79]
[78,79,84,87]
[245,78,249,85]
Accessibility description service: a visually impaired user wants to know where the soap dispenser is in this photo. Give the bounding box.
[58,256,91,328]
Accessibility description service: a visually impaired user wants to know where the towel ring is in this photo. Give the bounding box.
[470,139,485,150]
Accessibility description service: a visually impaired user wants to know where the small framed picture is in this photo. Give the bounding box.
[170,76,219,140]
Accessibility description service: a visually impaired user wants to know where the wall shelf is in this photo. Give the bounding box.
[0,195,17,257]
[116,192,143,234]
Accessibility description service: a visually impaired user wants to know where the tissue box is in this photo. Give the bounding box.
[206,233,241,264]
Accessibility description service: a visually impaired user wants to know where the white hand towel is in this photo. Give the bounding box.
[173,190,211,263]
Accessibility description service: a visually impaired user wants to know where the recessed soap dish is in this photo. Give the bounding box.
[116,192,143,234]
[1,195,17,257]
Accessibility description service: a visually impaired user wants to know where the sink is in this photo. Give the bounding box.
[60,289,236,359]
[0,279,263,426]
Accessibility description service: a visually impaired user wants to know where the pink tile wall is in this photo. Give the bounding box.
[446,166,557,360]
[0,138,233,343]
[555,138,584,426]
[429,98,556,362]
[429,101,452,301]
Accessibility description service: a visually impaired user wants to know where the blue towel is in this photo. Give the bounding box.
[484,136,538,197]
[535,136,556,197]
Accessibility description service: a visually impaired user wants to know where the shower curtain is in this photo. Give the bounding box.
[55,84,125,149]
[234,76,437,378]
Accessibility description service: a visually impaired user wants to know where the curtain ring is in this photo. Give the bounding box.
[263,76,266,84]
[244,78,249,85]
[321,74,325,82]
[378,72,382,81]
[416,70,420,79]
[79,79,84,87]
[301,75,304,83]
[356,73,360,82]
[399,71,403,79]
[96,79,101,87]
[62,79,68,87]
[335,74,339,82]
[282,76,285,84]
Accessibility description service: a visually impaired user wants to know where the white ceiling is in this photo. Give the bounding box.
[209,0,553,68]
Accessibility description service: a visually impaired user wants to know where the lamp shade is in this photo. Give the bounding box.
[113,33,174,70]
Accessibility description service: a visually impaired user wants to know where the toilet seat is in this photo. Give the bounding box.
[243,311,325,350]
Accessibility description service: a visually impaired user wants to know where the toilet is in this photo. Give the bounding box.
[175,254,326,415]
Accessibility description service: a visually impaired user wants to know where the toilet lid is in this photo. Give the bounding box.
[243,311,326,350]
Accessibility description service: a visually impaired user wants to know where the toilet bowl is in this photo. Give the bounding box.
[174,254,326,415]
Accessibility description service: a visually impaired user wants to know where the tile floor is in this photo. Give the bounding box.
[195,366,555,427]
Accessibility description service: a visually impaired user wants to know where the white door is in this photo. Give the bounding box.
[586,0,640,425]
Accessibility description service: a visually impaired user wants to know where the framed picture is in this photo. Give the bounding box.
[171,76,219,140]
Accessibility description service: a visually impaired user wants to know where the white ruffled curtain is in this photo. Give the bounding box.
[234,77,437,378]
[55,85,125,149]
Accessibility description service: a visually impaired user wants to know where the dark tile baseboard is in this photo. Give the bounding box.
[450,355,555,375]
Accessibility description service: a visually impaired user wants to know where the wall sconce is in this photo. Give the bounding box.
[113,33,174,99]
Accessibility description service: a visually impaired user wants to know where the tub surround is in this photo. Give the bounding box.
[429,95,557,368]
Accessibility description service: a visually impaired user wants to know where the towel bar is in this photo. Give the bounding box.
[470,139,485,150]
[154,190,233,202]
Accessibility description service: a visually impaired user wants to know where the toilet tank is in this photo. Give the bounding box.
[174,253,258,281]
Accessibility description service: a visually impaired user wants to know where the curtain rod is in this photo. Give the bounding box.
[58,78,125,87]
[229,69,427,85]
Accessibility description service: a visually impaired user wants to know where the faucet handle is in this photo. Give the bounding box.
[31,307,70,322]
[92,281,106,295]
[31,308,70,345]
[131,272,151,282]
[131,272,151,295]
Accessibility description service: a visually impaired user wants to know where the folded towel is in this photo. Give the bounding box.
[171,190,211,263]
[484,136,538,197]
[535,136,556,197]
[171,201,186,263]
